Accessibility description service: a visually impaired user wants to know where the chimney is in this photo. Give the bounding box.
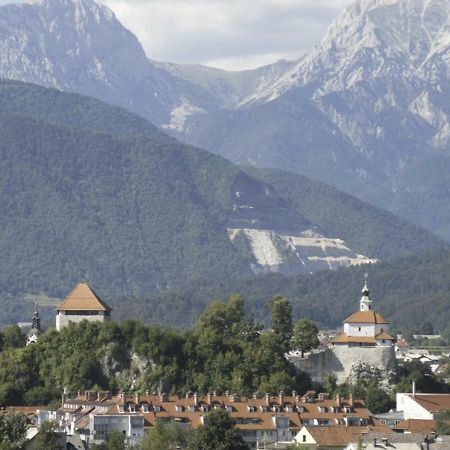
[412,381,416,398]
[279,391,284,406]
[265,393,270,407]
[207,393,212,405]
[120,391,125,402]
[62,392,67,406]
[292,390,297,399]
[77,390,81,398]
[97,392,101,401]
[135,393,140,404]
[336,394,341,407]
[253,393,258,400]
[213,390,217,397]
[145,390,149,397]
[349,394,354,407]
[194,392,198,406]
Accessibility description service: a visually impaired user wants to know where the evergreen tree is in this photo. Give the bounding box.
[292,319,319,358]
[270,296,293,352]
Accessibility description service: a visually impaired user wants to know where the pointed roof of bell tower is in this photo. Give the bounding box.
[57,283,112,312]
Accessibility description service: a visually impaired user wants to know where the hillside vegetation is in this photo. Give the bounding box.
[0,80,446,326]
[108,249,450,333]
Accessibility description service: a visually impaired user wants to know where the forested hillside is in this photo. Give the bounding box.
[108,249,450,333]
[0,80,446,327]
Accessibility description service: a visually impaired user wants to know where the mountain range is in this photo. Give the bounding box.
[1,0,449,241]
[0,79,444,308]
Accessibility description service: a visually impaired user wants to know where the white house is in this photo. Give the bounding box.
[396,393,450,421]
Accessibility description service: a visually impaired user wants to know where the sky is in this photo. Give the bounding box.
[0,0,354,71]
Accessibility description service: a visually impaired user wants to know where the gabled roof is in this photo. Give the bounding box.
[57,283,112,312]
[409,394,450,413]
[375,331,394,340]
[394,419,443,434]
[299,425,392,446]
[333,334,377,344]
[344,310,389,324]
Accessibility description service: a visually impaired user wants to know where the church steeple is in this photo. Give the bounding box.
[360,276,372,311]
[27,302,42,345]
[32,302,41,333]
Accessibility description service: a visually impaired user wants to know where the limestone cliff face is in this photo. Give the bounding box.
[227,172,378,275]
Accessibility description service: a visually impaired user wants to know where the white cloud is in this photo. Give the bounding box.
[100,0,354,70]
[0,0,355,70]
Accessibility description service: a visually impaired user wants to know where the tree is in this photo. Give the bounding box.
[141,420,191,450]
[106,431,126,450]
[2,326,25,350]
[188,409,249,450]
[365,385,393,414]
[270,296,293,352]
[0,413,27,450]
[30,421,63,450]
[292,319,319,358]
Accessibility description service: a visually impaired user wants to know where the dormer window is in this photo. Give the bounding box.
[285,406,293,413]
[225,405,233,412]
[273,406,281,413]
[154,406,161,412]
[176,405,183,413]
[201,405,209,412]
[129,405,136,413]
[248,406,256,413]
[119,405,124,413]
[189,405,196,413]
[142,404,149,413]
[260,406,268,413]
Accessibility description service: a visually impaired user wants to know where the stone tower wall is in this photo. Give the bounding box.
[289,345,396,384]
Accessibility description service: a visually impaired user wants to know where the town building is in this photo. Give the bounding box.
[289,281,396,383]
[36,390,380,449]
[396,392,450,421]
[56,283,112,331]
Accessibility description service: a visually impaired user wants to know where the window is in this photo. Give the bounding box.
[358,327,361,332]
[302,435,307,442]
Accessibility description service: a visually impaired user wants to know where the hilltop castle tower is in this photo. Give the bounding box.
[332,281,394,347]
[56,283,112,331]
[289,280,396,383]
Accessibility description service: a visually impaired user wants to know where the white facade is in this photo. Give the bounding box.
[396,394,434,420]
[90,414,145,445]
[344,322,387,337]
[56,311,110,331]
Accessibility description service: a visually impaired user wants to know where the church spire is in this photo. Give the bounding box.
[32,302,41,333]
[360,275,372,311]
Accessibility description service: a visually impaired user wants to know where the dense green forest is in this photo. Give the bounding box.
[0,296,310,407]
[0,79,446,325]
[106,248,450,332]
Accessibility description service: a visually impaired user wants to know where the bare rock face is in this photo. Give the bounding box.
[0,0,211,126]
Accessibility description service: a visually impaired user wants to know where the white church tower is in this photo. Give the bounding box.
[333,278,394,347]
[359,281,372,311]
